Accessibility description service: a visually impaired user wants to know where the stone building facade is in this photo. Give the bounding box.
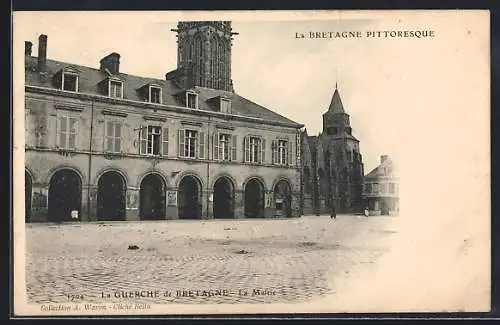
[300,86,364,215]
[24,21,303,223]
[363,155,399,216]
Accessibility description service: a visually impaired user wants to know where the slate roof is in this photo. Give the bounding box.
[328,88,345,113]
[24,56,303,128]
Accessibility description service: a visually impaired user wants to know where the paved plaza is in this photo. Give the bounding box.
[25,215,400,305]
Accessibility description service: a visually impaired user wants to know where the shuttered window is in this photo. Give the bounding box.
[104,121,122,152]
[56,113,78,150]
[139,125,167,156]
[244,136,264,164]
[178,129,205,159]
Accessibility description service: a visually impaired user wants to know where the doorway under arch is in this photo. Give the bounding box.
[139,174,166,220]
[178,175,202,219]
[213,177,235,219]
[25,170,32,223]
[273,179,292,218]
[48,169,82,222]
[97,171,126,221]
[244,178,265,218]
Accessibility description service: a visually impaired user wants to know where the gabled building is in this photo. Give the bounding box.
[300,86,364,215]
[24,21,304,222]
[363,155,399,216]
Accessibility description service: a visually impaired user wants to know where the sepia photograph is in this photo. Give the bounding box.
[12,10,490,316]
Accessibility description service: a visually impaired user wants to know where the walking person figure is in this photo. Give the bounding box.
[330,203,337,221]
[364,206,369,218]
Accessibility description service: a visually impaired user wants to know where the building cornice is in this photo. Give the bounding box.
[25,85,304,130]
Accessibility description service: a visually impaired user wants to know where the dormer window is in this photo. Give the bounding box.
[53,67,80,92]
[220,97,231,113]
[62,72,78,92]
[149,86,162,104]
[109,80,123,98]
[186,92,198,109]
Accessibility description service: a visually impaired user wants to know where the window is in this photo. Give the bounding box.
[380,183,388,194]
[272,139,288,165]
[214,133,237,161]
[346,127,352,135]
[105,121,121,152]
[56,113,78,149]
[186,92,198,109]
[389,183,396,194]
[62,73,78,92]
[220,98,231,113]
[150,86,162,104]
[185,130,197,158]
[244,136,264,164]
[365,183,372,194]
[139,125,168,156]
[372,183,380,195]
[178,129,206,159]
[109,80,123,98]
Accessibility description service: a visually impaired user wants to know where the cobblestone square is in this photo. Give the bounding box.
[25,215,400,305]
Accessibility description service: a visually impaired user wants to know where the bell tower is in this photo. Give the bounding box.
[322,85,353,137]
[171,21,237,91]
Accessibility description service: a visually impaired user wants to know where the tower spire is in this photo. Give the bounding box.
[335,69,339,90]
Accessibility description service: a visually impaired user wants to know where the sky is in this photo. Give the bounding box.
[13,11,489,174]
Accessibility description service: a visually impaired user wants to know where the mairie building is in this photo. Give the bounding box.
[24,21,304,222]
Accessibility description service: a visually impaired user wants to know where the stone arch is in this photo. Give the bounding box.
[272,177,293,218]
[25,166,35,183]
[212,175,235,219]
[94,167,129,189]
[48,168,83,222]
[178,174,203,219]
[137,169,168,189]
[243,177,266,218]
[270,176,293,193]
[242,175,268,193]
[97,170,127,221]
[46,164,85,186]
[175,171,205,189]
[139,172,167,220]
[210,172,237,189]
[25,168,33,223]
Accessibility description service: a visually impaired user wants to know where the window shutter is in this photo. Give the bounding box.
[288,139,294,166]
[272,140,278,164]
[105,121,112,151]
[231,134,237,161]
[115,123,121,152]
[198,131,205,159]
[178,129,185,157]
[139,125,148,154]
[56,116,63,147]
[213,132,219,160]
[244,136,249,162]
[261,138,266,164]
[162,127,169,156]
[68,117,77,149]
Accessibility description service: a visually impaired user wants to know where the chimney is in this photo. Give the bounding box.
[37,34,47,71]
[25,41,33,56]
[380,155,389,164]
[100,52,120,75]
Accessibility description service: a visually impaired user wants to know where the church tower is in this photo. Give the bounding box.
[319,85,364,214]
[171,21,237,91]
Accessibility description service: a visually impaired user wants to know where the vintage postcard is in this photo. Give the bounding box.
[12,10,490,316]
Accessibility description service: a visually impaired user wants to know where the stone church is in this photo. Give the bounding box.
[300,86,364,215]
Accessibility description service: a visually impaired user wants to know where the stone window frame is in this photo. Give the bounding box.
[186,91,199,109]
[148,84,162,104]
